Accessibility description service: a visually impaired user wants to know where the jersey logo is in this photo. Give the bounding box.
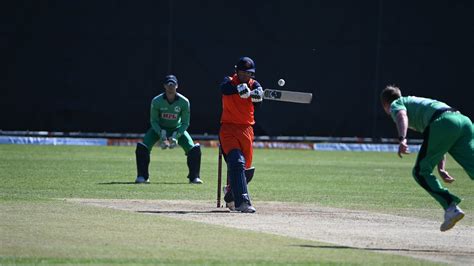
[161,113,178,120]
[174,106,181,112]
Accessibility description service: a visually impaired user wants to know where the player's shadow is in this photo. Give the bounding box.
[294,244,449,254]
[97,181,189,185]
[138,210,229,214]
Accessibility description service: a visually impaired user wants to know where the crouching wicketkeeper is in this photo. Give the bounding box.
[135,75,203,184]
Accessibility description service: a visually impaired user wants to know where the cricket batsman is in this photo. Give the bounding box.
[219,56,264,213]
[381,85,473,231]
[135,75,203,184]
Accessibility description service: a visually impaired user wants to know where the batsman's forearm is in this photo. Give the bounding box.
[221,82,238,95]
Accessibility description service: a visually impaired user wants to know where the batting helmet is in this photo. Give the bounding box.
[235,57,255,73]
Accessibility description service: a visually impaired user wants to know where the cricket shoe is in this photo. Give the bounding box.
[226,201,235,211]
[440,204,465,232]
[223,186,235,211]
[189,177,203,184]
[235,202,256,213]
[135,176,150,184]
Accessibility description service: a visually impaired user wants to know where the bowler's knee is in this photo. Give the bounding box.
[412,167,432,185]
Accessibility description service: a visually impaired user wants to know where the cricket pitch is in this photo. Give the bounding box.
[70,199,474,265]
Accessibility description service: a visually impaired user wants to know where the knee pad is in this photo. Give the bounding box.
[136,142,149,155]
[187,144,201,157]
[187,145,201,167]
[227,149,245,171]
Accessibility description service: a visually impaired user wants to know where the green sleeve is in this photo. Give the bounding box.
[176,101,190,137]
[390,98,407,122]
[150,100,161,134]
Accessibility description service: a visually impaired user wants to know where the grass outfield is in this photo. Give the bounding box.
[0,144,472,265]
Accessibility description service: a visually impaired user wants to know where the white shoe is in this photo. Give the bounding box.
[135,176,150,184]
[440,204,465,232]
[235,202,256,213]
[189,177,203,184]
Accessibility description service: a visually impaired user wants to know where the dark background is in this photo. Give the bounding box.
[2,0,473,138]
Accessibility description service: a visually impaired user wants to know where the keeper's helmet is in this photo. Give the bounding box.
[235,57,255,74]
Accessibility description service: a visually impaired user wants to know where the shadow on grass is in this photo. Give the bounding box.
[294,244,473,254]
[97,181,189,185]
[138,210,230,214]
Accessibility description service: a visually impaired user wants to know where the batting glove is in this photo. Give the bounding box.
[250,87,264,102]
[236,83,251,98]
[169,132,178,149]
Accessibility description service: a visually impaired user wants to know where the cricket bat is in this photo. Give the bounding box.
[263,89,313,104]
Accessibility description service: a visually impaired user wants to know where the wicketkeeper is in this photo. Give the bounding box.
[135,75,203,184]
[381,85,473,231]
[219,57,264,213]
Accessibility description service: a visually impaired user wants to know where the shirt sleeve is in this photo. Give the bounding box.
[390,98,407,122]
[150,100,161,134]
[220,77,238,95]
[176,100,190,137]
[252,80,262,90]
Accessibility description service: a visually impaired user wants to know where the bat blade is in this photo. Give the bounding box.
[263,89,313,104]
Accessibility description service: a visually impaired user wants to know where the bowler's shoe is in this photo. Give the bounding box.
[440,204,465,232]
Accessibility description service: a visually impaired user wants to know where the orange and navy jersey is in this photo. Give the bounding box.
[220,74,262,125]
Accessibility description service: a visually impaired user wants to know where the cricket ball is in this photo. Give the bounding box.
[278,79,285,87]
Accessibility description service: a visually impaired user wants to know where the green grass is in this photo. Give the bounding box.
[1,201,431,266]
[1,144,472,265]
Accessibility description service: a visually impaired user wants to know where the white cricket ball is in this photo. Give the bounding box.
[278,79,285,87]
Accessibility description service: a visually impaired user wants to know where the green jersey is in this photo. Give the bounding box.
[150,92,190,137]
[390,96,451,133]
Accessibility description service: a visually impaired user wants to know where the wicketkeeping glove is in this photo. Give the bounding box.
[160,140,169,149]
[236,83,251,99]
[168,132,178,149]
[250,87,264,102]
